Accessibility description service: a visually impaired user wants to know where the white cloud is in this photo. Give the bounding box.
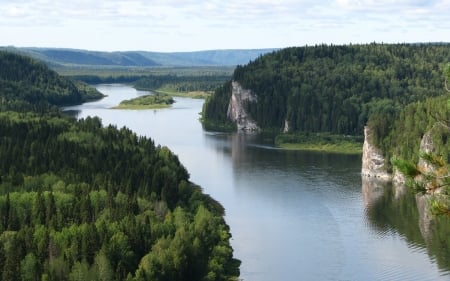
[0,0,449,51]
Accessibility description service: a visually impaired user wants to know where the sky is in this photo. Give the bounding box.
[0,0,449,52]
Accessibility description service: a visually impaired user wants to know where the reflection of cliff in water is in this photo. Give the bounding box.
[363,178,450,274]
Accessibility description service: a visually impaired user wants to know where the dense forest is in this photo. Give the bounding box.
[202,43,450,136]
[0,52,103,110]
[133,75,230,93]
[68,74,230,96]
[0,51,240,280]
[370,95,450,166]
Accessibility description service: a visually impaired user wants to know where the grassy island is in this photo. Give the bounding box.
[113,93,175,109]
[275,133,363,154]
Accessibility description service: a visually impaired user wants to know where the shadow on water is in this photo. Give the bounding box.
[363,178,450,275]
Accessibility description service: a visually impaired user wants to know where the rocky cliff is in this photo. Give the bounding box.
[361,126,391,180]
[227,81,260,131]
[415,122,450,193]
[362,122,449,185]
[418,123,440,174]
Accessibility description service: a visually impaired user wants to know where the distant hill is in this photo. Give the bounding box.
[0,47,277,67]
[0,51,103,109]
[137,49,277,66]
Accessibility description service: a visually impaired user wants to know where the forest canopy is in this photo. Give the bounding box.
[0,51,240,280]
[202,43,450,136]
[0,51,103,110]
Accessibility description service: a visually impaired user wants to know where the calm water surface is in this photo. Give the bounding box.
[66,84,450,281]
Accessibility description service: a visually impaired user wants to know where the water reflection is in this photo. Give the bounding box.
[68,84,450,281]
[363,178,450,275]
[205,132,362,190]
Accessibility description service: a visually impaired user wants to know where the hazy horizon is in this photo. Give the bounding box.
[1,1,449,52]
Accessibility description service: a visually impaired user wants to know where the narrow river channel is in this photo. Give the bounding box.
[65,84,450,281]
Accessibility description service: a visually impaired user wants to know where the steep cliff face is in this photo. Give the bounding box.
[418,124,439,174]
[415,123,450,193]
[361,126,391,180]
[363,122,449,185]
[283,119,290,133]
[227,81,259,131]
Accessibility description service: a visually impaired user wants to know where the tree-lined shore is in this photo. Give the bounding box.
[0,51,240,281]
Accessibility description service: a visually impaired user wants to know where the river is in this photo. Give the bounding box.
[65,84,450,281]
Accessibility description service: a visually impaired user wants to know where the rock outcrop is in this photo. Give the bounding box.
[418,123,439,174]
[361,126,391,180]
[283,119,290,133]
[362,122,449,187]
[416,122,450,193]
[227,81,259,131]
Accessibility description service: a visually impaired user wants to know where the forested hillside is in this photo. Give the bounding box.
[0,52,103,110]
[0,52,240,280]
[203,43,450,135]
[369,95,450,166]
[133,74,230,93]
[2,47,276,67]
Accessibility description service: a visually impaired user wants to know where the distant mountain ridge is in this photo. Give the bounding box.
[0,46,277,67]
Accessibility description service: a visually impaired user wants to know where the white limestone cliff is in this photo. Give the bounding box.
[283,119,290,133]
[361,126,391,180]
[227,81,259,131]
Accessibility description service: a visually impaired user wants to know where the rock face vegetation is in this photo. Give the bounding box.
[0,51,240,281]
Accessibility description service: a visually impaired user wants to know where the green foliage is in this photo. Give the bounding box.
[134,75,229,93]
[73,80,105,102]
[445,63,450,81]
[275,132,363,154]
[393,151,450,216]
[0,52,240,280]
[201,81,237,131]
[391,157,420,178]
[445,63,450,92]
[373,95,450,167]
[114,93,175,109]
[203,43,450,135]
[0,51,102,110]
[381,61,450,216]
[59,65,233,81]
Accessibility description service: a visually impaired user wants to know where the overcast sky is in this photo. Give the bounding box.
[0,0,449,52]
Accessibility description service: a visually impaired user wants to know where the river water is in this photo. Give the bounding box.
[66,84,450,281]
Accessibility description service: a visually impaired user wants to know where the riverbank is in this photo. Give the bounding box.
[275,133,363,154]
[153,86,212,99]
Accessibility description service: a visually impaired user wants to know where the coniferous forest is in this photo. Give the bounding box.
[203,43,450,137]
[0,51,240,280]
